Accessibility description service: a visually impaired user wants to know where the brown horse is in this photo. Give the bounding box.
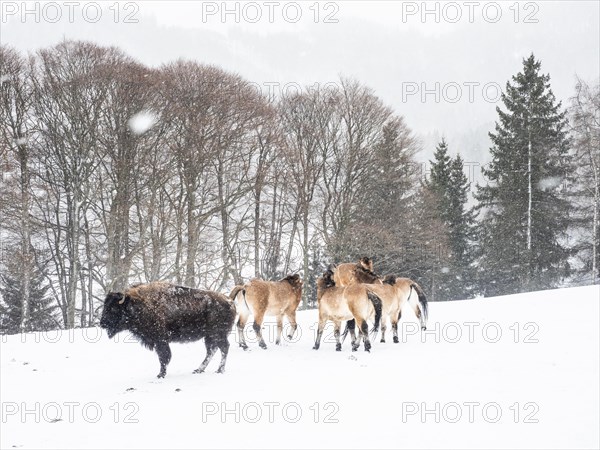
[229,274,303,350]
[377,275,428,342]
[332,257,382,286]
[313,269,383,352]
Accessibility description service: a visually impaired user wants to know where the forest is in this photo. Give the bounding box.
[0,41,598,332]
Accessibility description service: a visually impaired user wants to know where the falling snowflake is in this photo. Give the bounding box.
[128,111,157,135]
[538,176,562,191]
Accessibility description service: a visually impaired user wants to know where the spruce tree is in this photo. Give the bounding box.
[447,155,477,298]
[475,54,571,296]
[429,138,453,224]
[427,140,476,300]
[0,251,57,333]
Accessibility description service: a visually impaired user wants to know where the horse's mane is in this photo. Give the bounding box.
[355,265,381,283]
[382,274,397,285]
[281,274,302,287]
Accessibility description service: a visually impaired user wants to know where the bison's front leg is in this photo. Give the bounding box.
[155,341,172,378]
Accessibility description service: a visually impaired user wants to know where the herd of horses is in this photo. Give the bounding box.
[229,257,428,353]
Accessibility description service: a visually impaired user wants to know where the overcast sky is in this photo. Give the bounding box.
[1,1,599,168]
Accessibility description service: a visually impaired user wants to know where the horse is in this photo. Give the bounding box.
[229,274,303,350]
[332,257,383,287]
[313,269,383,352]
[377,275,428,341]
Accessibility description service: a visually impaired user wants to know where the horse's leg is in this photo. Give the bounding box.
[275,314,283,345]
[253,309,268,349]
[380,314,387,343]
[313,316,327,350]
[358,319,371,352]
[285,309,298,340]
[348,320,358,351]
[392,318,399,343]
[334,321,342,352]
[237,311,249,350]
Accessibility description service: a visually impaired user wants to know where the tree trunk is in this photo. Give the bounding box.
[18,144,31,333]
[254,188,261,278]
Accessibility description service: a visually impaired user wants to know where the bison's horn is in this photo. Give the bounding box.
[118,297,125,305]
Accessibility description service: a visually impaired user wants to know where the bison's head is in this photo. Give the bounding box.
[100,292,133,338]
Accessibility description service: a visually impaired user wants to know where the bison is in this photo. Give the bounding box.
[100,281,236,378]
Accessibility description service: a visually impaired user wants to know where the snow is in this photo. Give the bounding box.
[538,176,563,191]
[127,111,157,135]
[1,285,599,449]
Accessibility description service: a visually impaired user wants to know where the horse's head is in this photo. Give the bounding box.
[359,256,374,272]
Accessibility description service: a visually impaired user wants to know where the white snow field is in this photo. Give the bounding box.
[1,285,598,449]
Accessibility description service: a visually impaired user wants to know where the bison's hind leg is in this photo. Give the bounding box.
[216,337,230,374]
[193,338,218,374]
[155,341,172,378]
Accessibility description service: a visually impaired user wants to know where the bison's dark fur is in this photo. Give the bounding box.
[100,281,236,378]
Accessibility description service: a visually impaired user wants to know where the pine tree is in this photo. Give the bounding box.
[427,140,476,300]
[330,116,422,276]
[302,243,325,310]
[447,155,477,298]
[429,138,453,223]
[475,54,572,296]
[0,250,58,333]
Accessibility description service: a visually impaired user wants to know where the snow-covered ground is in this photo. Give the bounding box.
[1,285,598,449]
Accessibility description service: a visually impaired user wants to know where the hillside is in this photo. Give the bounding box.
[1,285,599,449]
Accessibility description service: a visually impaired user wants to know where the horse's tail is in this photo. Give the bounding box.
[341,319,355,344]
[229,285,249,311]
[411,282,428,328]
[367,291,383,335]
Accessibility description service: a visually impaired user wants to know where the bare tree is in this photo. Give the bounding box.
[0,46,35,331]
[570,77,600,284]
[30,41,110,327]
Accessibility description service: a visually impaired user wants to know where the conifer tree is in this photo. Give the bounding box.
[0,250,58,333]
[427,140,476,300]
[475,54,572,296]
